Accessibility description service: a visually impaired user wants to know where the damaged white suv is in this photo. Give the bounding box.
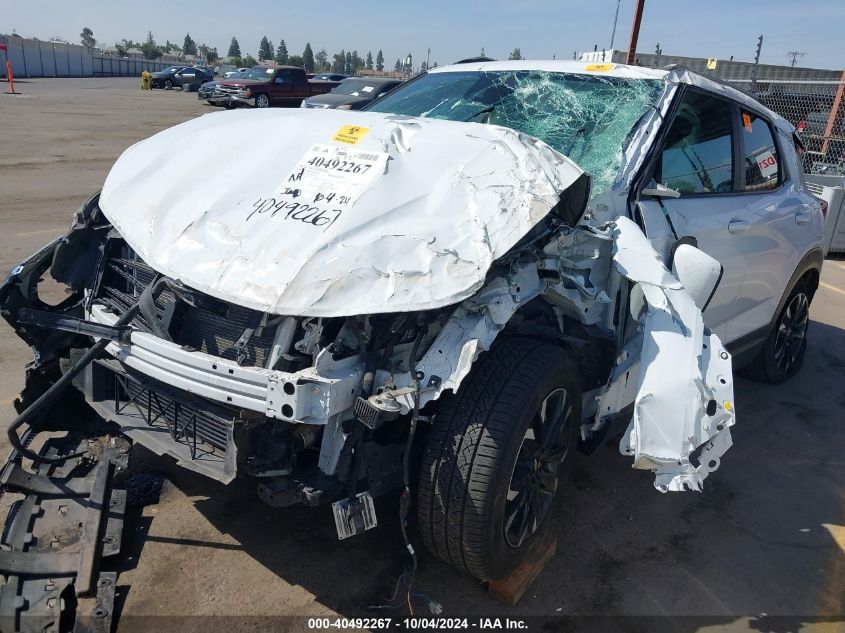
[1,61,824,581]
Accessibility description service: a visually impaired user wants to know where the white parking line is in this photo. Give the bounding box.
[14,227,64,238]
[827,260,845,272]
[820,281,845,297]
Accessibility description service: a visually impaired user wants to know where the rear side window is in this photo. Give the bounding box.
[739,110,781,191]
[660,91,734,194]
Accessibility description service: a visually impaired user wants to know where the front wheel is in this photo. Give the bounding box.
[417,337,581,581]
[163,79,173,90]
[255,94,270,108]
[744,282,811,383]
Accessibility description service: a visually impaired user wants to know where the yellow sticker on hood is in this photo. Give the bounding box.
[333,125,370,145]
[585,63,614,72]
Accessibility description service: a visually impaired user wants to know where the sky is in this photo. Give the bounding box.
[4,0,845,70]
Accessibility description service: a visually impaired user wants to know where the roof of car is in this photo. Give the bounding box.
[429,59,668,80]
[340,77,401,84]
[256,65,305,70]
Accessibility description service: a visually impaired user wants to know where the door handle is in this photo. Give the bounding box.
[728,219,749,234]
[795,211,810,226]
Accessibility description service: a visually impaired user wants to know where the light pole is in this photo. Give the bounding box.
[426,48,431,71]
[610,0,622,50]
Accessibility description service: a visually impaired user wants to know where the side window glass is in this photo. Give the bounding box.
[660,91,734,194]
[740,111,781,191]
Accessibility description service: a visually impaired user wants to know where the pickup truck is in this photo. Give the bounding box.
[210,65,340,108]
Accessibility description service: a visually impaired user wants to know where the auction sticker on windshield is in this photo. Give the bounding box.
[246,143,388,231]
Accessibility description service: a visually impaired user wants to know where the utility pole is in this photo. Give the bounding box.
[426,47,431,70]
[751,34,763,89]
[625,0,645,65]
[787,51,805,67]
[609,0,622,50]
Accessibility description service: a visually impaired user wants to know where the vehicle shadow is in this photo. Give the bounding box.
[126,318,845,624]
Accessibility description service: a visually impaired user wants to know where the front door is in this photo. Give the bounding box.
[639,89,747,343]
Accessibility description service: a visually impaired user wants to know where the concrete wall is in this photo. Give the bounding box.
[0,35,177,77]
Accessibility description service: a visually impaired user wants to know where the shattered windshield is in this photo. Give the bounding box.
[366,70,664,193]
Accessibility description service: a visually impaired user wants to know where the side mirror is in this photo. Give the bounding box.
[671,244,723,311]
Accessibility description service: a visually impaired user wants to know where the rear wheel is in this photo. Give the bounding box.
[255,94,270,108]
[744,283,811,383]
[417,337,580,581]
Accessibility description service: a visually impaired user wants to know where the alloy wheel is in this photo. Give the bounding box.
[504,387,573,549]
[256,94,269,108]
[773,291,809,374]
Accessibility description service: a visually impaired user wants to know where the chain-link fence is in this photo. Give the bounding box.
[727,79,845,176]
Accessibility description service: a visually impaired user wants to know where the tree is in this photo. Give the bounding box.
[394,58,401,73]
[480,47,486,56]
[141,31,162,60]
[366,51,373,70]
[403,53,413,75]
[258,36,273,61]
[199,44,219,65]
[303,43,315,73]
[344,51,353,75]
[508,48,522,60]
[376,49,384,72]
[332,50,345,73]
[315,49,328,71]
[183,33,197,56]
[243,54,257,67]
[287,54,304,68]
[420,61,428,72]
[80,27,95,48]
[274,39,288,64]
[227,37,241,58]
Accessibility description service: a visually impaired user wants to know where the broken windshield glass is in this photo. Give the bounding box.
[366,70,664,194]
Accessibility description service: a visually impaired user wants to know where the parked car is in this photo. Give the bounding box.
[210,65,340,108]
[1,61,824,587]
[151,66,213,91]
[312,72,350,82]
[149,65,186,89]
[197,79,218,101]
[224,67,249,78]
[301,77,403,110]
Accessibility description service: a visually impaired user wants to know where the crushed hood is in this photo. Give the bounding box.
[99,109,584,317]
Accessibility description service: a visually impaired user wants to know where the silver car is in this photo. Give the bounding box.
[1,61,823,585]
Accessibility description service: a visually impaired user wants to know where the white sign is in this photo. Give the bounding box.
[246,143,389,231]
[756,150,778,178]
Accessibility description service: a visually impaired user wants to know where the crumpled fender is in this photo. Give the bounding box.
[599,216,735,491]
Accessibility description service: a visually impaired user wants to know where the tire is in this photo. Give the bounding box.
[164,79,173,90]
[417,337,581,581]
[255,94,270,108]
[743,282,811,384]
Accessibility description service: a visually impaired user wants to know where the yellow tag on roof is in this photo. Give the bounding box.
[333,125,370,145]
[585,63,614,72]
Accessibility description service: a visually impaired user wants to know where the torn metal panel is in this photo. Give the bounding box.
[599,217,736,491]
[99,109,584,318]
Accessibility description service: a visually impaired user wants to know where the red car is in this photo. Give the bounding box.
[210,66,339,108]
